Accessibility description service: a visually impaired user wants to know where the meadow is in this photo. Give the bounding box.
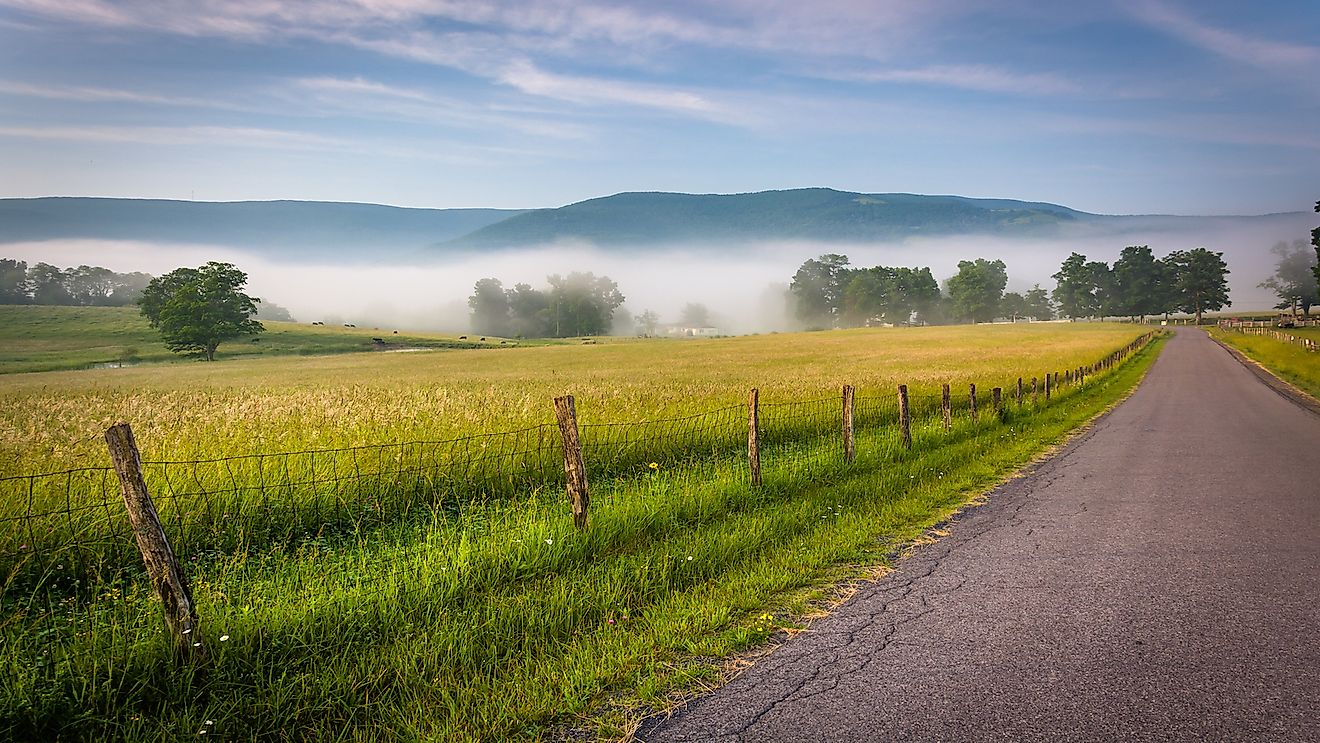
[0,317,1159,741]
[0,305,543,375]
[1209,325,1320,400]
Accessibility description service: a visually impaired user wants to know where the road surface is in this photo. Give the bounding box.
[640,328,1320,742]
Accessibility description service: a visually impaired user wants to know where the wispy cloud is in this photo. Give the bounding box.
[1127,1,1320,73]
[0,124,351,149]
[0,80,222,107]
[832,64,1081,97]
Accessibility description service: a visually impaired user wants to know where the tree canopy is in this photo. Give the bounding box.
[0,258,152,307]
[1312,200,1319,295]
[790,255,939,327]
[139,262,264,361]
[466,272,625,337]
[1258,240,1318,316]
[945,258,1007,323]
[1165,248,1230,325]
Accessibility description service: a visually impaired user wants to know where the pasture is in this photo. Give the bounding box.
[0,319,1159,740]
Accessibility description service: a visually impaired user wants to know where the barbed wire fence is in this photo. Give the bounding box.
[1,331,1156,731]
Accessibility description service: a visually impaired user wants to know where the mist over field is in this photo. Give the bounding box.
[2,209,1309,333]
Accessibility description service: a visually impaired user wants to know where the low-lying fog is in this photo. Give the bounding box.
[5,214,1312,334]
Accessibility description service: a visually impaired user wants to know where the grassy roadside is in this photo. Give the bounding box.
[1207,327,1320,400]
[1,334,1164,742]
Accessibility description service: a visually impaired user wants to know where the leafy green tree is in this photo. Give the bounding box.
[255,301,295,322]
[1166,248,1230,325]
[29,262,72,305]
[1024,284,1054,320]
[1000,291,1027,321]
[1259,240,1318,316]
[946,258,1008,323]
[546,272,625,337]
[139,262,264,361]
[840,266,891,326]
[65,265,117,306]
[507,283,550,337]
[634,309,659,336]
[889,267,941,325]
[468,278,511,336]
[1312,200,1319,294]
[1112,246,1162,320]
[679,302,712,327]
[790,254,851,328]
[106,271,153,306]
[1051,253,1096,319]
[0,259,30,304]
[1087,260,1117,317]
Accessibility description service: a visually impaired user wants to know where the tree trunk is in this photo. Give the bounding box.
[205,345,216,361]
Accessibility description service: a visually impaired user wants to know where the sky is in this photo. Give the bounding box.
[0,0,1317,216]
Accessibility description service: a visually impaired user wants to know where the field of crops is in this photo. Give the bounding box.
[0,320,1160,741]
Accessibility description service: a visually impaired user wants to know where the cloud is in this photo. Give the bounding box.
[1127,1,1320,74]
[831,64,1081,97]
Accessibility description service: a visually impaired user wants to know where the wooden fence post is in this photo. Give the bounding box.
[1016,377,1024,409]
[104,422,202,661]
[1032,377,1038,405]
[842,384,855,464]
[1045,373,1052,401]
[748,388,762,486]
[969,384,978,423]
[992,387,1002,414]
[898,384,912,449]
[553,396,590,530]
[941,383,951,432]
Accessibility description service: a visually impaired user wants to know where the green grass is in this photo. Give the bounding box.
[0,305,554,375]
[0,328,1161,741]
[1208,327,1320,400]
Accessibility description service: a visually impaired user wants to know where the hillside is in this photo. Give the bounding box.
[0,198,524,262]
[445,188,1096,248]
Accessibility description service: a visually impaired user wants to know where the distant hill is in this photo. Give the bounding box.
[445,188,1097,248]
[0,198,525,262]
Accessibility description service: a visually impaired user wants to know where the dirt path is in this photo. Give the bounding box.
[640,328,1320,742]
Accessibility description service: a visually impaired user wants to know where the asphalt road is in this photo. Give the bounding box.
[640,328,1320,742]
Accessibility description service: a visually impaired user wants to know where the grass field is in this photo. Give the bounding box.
[1209,326,1320,400]
[0,319,1159,741]
[0,305,549,375]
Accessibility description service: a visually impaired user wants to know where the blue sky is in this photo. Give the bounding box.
[1,0,1316,215]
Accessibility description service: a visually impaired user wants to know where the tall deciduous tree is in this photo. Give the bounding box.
[1112,245,1162,321]
[468,278,511,336]
[790,254,851,328]
[1051,253,1096,319]
[29,263,72,305]
[1258,240,1318,316]
[0,259,30,304]
[1166,248,1230,325]
[678,302,712,327]
[139,262,263,361]
[634,309,659,336]
[1312,200,1320,295]
[946,258,1008,323]
[1024,284,1054,320]
[546,272,625,337]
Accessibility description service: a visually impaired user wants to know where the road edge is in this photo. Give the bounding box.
[1207,331,1320,418]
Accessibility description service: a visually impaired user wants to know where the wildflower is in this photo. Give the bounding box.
[18,544,26,551]
[607,619,615,625]
[193,642,202,647]
[545,538,553,545]
[686,556,694,561]
[219,635,229,642]
[648,462,659,470]
[182,628,192,635]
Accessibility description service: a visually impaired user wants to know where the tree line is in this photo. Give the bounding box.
[469,272,625,338]
[789,254,1052,327]
[1052,246,1229,324]
[0,258,152,306]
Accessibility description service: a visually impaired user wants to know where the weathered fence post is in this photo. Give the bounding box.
[1016,377,1024,409]
[553,396,590,530]
[1032,376,1038,405]
[969,383,978,423]
[941,383,951,432]
[748,388,762,486]
[898,384,912,449]
[104,422,203,661]
[992,387,1002,414]
[1045,373,1052,401]
[842,384,855,464]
